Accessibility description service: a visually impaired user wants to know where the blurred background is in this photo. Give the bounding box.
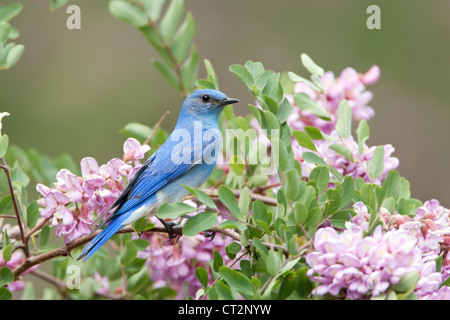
[0,0,449,206]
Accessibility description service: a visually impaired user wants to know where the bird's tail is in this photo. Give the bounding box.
[77,213,129,262]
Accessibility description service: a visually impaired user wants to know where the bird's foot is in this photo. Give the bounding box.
[204,231,216,242]
[158,218,182,244]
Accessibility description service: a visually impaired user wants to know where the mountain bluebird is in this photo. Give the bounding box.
[77,89,239,261]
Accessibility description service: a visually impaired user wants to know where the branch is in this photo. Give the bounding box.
[0,158,28,256]
[13,220,288,279]
[143,110,170,145]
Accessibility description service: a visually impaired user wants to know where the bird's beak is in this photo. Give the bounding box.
[219,97,240,106]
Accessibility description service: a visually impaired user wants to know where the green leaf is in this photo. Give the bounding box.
[294,201,308,225]
[170,12,195,62]
[293,130,316,152]
[157,202,197,219]
[0,194,13,215]
[382,170,401,198]
[2,244,12,262]
[309,166,329,194]
[5,44,24,68]
[213,250,223,273]
[356,119,370,156]
[393,271,420,294]
[370,146,385,178]
[225,242,241,260]
[180,44,199,92]
[40,225,50,247]
[152,59,181,92]
[0,134,9,158]
[329,143,352,160]
[126,267,150,293]
[304,126,324,140]
[284,168,301,201]
[119,122,152,143]
[182,211,217,236]
[159,0,184,41]
[49,0,69,11]
[120,240,137,265]
[340,175,354,208]
[296,268,314,299]
[300,53,324,77]
[0,267,14,287]
[277,98,294,124]
[336,100,352,139]
[218,267,254,297]
[109,0,147,27]
[253,200,269,226]
[11,162,29,187]
[305,207,323,229]
[132,217,155,233]
[360,183,378,210]
[143,0,166,21]
[195,267,208,287]
[302,151,326,166]
[324,188,341,216]
[27,201,40,229]
[329,210,353,229]
[0,287,12,300]
[238,187,251,220]
[229,64,253,88]
[215,281,234,300]
[229,155,245,175]
[218,185,242,220]
[294,93,330,120]
[182,185,216,209]
[266,249,282,276]
[0,3,23,22]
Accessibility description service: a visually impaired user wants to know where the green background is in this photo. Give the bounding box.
[1,0,449,206]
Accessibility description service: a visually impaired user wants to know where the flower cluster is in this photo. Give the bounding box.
[306,200,450,299]
[306,224,440,299]
[137,204,235,299]
[295,130,399,183]
[36,138,150,242]
[288,65,380,134]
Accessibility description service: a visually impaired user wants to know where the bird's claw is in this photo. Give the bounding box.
[158,218,182,244]
[204,231,216,242]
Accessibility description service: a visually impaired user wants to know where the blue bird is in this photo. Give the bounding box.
[77,89,239,261]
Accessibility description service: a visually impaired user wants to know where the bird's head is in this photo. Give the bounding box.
[180,89,239,121]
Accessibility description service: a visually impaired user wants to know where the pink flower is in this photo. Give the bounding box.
[123,138,151,165]
[137,202,235,299]
[36,138,147,244]
[306,225,434,299]
[295,130,399,184]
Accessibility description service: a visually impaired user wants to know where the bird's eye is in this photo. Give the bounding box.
[201,94,210,102]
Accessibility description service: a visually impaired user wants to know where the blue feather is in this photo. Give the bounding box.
[78,212,130,262]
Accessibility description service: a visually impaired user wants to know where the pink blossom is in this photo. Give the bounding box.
[123,138,151,165]
[137,202,236,299]
[306,224,439,299]
[36,138,150,243]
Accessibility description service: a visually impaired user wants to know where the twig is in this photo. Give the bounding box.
[0,215,16,219]
[143,110,170,145]
[0,158,28,256]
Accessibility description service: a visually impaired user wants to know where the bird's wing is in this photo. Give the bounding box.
[101,132,219,224]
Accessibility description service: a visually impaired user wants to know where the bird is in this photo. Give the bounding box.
[77,89,239,262]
